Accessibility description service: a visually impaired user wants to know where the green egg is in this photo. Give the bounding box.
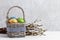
[17,18,25,23]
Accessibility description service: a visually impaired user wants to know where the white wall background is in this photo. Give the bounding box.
[0,0,60,31]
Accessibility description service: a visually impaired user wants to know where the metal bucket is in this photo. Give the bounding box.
[6,6,26,38]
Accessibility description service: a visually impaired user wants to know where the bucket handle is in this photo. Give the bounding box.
[6,6,25,22]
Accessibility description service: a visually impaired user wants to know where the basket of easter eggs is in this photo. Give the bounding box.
[6,6,26,38]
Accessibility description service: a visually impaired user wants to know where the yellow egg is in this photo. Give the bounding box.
[8,19,18,23]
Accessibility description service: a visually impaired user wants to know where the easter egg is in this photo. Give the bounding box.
[8,19,18,23]
[17,18,25,23]
[10,16,16,19]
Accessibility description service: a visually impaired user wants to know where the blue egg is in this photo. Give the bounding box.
[10,16,16,19]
